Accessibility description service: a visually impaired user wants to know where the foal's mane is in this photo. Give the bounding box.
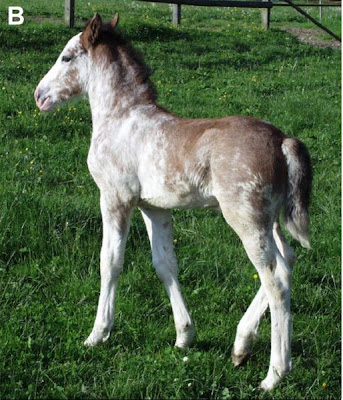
[91,22,157,103]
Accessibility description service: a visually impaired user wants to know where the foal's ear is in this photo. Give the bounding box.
[82,13,102,49]
[110,13,119,30]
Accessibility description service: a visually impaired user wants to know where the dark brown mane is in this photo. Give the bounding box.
[92,23,157,103]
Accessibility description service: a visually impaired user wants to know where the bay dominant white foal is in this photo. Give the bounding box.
[35,14,312,390]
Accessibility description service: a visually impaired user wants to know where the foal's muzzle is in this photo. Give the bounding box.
[34,86,53,111]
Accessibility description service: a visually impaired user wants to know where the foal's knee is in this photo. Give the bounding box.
[152,253,178,283]
[100,249,124,280]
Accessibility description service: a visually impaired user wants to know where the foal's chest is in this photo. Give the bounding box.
[87,137,139,200]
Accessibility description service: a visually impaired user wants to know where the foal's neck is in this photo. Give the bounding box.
[88,40,159,133]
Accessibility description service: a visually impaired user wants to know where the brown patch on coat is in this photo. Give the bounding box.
[59,69,82,100]
[160,115,288,224]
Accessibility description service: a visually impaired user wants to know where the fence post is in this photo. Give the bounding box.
[65,0,75,28]
[173,4,181,26]
[261,0,270,29]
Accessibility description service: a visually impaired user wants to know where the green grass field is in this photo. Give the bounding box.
[0,1,341,399]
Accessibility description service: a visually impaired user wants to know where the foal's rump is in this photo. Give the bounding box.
[206,116,311,246]
[155,114,309,237]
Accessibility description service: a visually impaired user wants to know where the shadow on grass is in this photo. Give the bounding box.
[0,23,77,52]
[195,338,234,355]
[124,21,191,43]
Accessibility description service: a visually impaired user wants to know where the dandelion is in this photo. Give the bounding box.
[253,273,258,280]
[173,239,178,244]
[322,382,327,389]
[17,111,22,115]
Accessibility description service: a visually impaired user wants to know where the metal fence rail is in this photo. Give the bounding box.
[138,0,341,40]
[64,0,341,42]
[139,0,272,7]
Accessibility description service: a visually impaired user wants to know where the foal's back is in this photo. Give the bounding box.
[137,112,287,216]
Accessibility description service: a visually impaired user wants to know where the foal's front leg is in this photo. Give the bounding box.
[84,197,132,346]
[140,208,195,348]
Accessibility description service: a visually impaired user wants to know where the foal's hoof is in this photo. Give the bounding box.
[260,376,279,392]
[259,365,290,391]
[232,350,251,367]
[175,325,195,349]
[84,330,110,347]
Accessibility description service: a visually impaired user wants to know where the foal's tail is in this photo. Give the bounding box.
[281,138,312,249]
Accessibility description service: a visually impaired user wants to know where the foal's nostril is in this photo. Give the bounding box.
[35,87,41,102]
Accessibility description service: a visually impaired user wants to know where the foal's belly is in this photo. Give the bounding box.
[138,182,219,210]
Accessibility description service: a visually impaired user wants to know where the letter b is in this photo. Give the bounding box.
[9,7,24,25]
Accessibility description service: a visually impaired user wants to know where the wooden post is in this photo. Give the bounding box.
[65,0,75,28]
[261,0,270,29]
[172,4,181,26]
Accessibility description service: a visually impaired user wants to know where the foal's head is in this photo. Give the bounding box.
[34,13,121,111]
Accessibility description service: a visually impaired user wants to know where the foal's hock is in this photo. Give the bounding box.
[35,13,312,391]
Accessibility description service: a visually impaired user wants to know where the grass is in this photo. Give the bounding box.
[0,1,341,399]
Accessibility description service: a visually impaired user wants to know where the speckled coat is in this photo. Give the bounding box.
[35,13,312,391]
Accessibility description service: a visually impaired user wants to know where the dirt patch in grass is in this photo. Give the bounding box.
[281,26,341,50]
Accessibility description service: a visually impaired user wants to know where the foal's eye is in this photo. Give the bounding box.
[62,55,72,63]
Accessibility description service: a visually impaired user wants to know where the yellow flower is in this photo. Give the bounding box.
[322,382,327,389]
[253,273,258,280]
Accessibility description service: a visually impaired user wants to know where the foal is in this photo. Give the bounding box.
[35,14,312,390]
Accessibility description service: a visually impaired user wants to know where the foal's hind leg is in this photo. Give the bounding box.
[273,221,296,268]
[243,232,292,390]
[232,285,268,367]
[140,208,195,348]
[221,208,292,390]
[232,221,295,367]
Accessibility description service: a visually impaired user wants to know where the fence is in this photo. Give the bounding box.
[64,0,341,41]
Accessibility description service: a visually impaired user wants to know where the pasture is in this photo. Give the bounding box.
[0,0,341,399]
